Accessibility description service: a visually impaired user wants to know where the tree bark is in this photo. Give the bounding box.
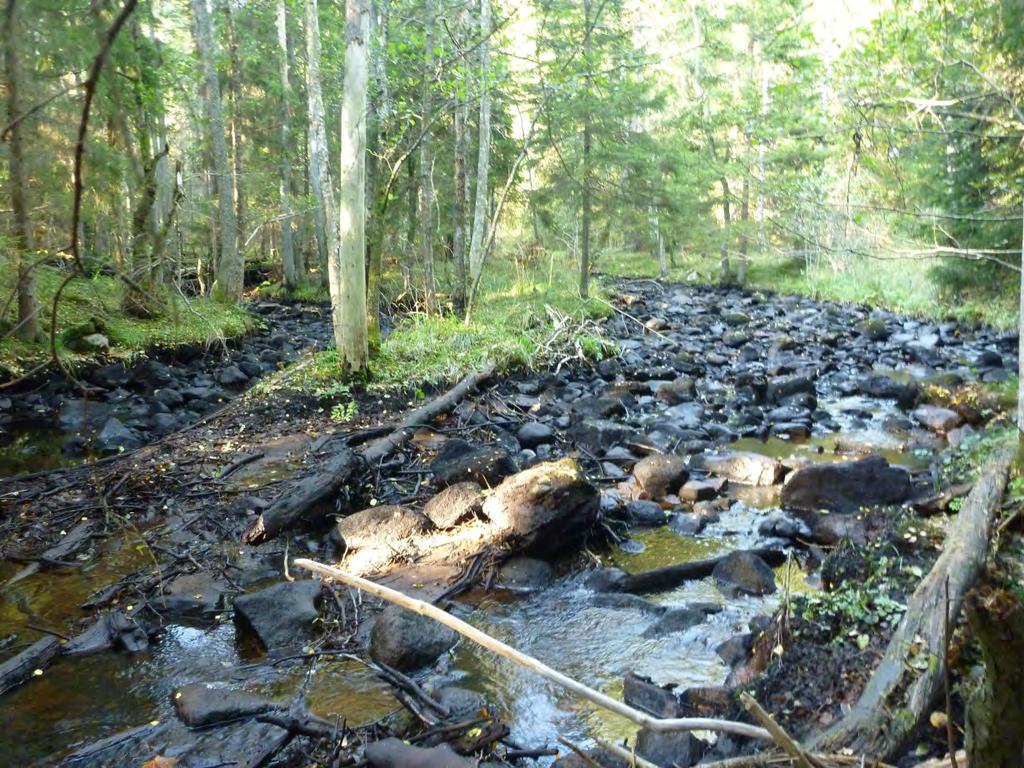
[465,0,492,319]
[190,0,241,301]
[225,0,245,249]
[335,0,370,373]
[3,0,39,341]
[365,0,389,350]
[451,1,470,315]
[719,174,731,284]
[276,0,299,290]
[579,0,593,299]
[418,0,438,314]
[304,0,336,288]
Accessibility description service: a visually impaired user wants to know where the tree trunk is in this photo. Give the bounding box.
[738,34,754,286]
[579,0,593,299]
[451,1,470,316]
[225,0,245,251]
[305,0,336,287]
[1018,195,1023,434]
[365,0,389,351]
[719,175,731,284]
[965,583,1024,768]
[465,0,492,319]
[191,0,241,301]
[276,0,298,290]
[418,0,437,314]
[3,0,39,341]
[335,0,370,374]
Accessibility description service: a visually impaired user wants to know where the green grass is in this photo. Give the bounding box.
[600,249,1018,330]
[252,279,331,304]
[259,252,614,397]
[0,266,254,380]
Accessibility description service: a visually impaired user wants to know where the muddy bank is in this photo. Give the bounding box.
[0,280,1013,767]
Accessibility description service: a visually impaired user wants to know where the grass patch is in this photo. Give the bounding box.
[260,252,614,396]
[0,266,254,380]
[252,279,331,304]
[600,249,1018,329]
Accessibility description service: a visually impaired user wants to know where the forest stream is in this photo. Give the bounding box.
[0,280,1016,767]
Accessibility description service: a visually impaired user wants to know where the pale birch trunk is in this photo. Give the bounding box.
[276,0,299,290]
[452,2,470,315]
[305,0,336,286]
[191,0,241,301]
[336,0,370,373]
[465,0,492,319]
[418,0,438,314]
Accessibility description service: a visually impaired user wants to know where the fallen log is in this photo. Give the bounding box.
[0,636,61,695]
[3,520,95,590]
[810,448,1014,760]
[591,548,787,594]
[241,363,495,545]
[293,558,772,742]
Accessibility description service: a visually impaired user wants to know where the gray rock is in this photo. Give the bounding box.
[430,440,517,488]
[336,505,433,550]
[497,557,555,591]
[642,607,706,638]
[679,477,726,501]
[780,455,912,513]
[517,421,554,448]
[692,451,784,486]
[633,454,689,499]
[636,726,706,767]
[627,499,668,526]
[656,377,696,405]
[712,551,776,597]
[668,512,706,536]
[217,364,250,386]
[173,682,279,727]
[423,482,482,529]
[366,738,478,768]
[370,605,458,671]
[96,417,141,454]
[569,418,644,454]
[233,580,321,653]
[912,404,964,433]
[859,374,918,409]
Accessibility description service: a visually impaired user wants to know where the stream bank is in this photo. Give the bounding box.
[0,279,1015,767]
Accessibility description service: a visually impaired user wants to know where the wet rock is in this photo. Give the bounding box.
[636,726,706,768]
[624,673,683,717]
[65,611,149,655]
[766,374,815,404]
[370,605,459,672]
[656,376,696,405]
[633,454,688,499]
[58,399,109,430]
[627,499,668,526]
[642,606,706,638]
[569,418,644,454]
[217,364,250,386]
[497,557,555,592]
[679,686,732,717]
[757,511,811,541]
[482,459,599,557]
[859,374,918,409]
[96,416,142,454]
[679,477,726,502]
[912,404,964,433]
[645,317,669,332]
[716,634,754,666]
[430,440,517,488]
[691,451,785,486]
[976,349,1003,368]
[807,512,868,546]
[516,421,554,448]
[155,572,228,617]
[722,330,750,348]
[173,682,279,727]
[153,387,185,408]
[593,593,665,614]
[93,362,132,389]
[947,423,975,449]
[553,750,629,768]
[572,395,626,419]
[434,686,487,719]
[780,455,912,513]
[668,512,706,536]
[857,317,890,341]
[586,567,628,593]
[336,505,433,550]
[723,311,750,326]
[233,580,321,653]
[422,483,482,529]
[712,551,776,597]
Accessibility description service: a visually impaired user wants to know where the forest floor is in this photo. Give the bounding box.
[0,274,1021,768]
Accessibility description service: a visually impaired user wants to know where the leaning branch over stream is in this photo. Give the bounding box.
[810,447,1015,760]
[293,557,774,742]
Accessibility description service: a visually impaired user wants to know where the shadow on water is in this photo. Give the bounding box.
[0,421,88,478]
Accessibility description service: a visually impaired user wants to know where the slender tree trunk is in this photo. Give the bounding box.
[757,56,768,250]
[4,0,38,341]
[1018,194,1024,434]
[418,0,437,314]
[191,0,241,301]
[451,1,470,315]
[305,0,335,287]
[276,0,298,290]
[365,0,389,351]
[719,175,732,284]
[225,0,245,250]
[335,0,370,374]
[579,0,593,299]
[465,0,492,319]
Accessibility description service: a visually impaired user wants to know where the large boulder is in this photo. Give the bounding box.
[633,454,688,499]
[497,557,555,592]
[173,682,279,728]
[369,605,459,672]
[712,551,776,597]
[96,417,142,454]
[859,374,918,409]
[780,455,912,513]
[422,482,483,529]
[233,580,321,654]
[912,405,964,433]
[516,421,554,448]
[430,440,517,488]
[691,451,784,486]
[482,459,599,557]
[335,505,433,550]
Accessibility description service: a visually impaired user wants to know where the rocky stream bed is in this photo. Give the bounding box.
[0,280,1016,767]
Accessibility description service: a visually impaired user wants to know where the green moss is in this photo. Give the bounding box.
[0,265,254,379]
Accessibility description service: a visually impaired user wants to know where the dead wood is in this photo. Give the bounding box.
[0,635,61,695]
[810,448,1014,761]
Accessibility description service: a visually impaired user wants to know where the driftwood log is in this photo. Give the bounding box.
[810,448,1014,760]
[242,363,495,545]
[0,636,61,695]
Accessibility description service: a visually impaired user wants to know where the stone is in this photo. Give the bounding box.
[636,726,706,768]
[483,459,599,557]
[716,634,754,666]
[497,557,555,592]
[95,417,142,454]
[217,364,250,386]
[656,377,696,405]
[434,686,488,719]
[173,682,279,728]
[365,738,481,768]
[627,499,668,526]
[642,607,706,638]
[679,477,726,502]
[336,505,433,550]
[723,311,750,326]
[766,374,815,404]
[668,512,706,536]
[856,317,890,341]
[623,673,683,717]
[947,424,976,449]
[859,374,918,409]
[430,440,517,488]
[780,455,912,513]
[912,404,964,433]
[233,580,321,653]
[517,421,554,448]
[153,388,185,408]
[63,611,148,655]
[422,482,483,529]
[568,418,644,454]
[93,362,132,389]
[808,512,869,546]
[712,551,776,597]
[155,572,227,617]
[369,605,458,672]
[78,332,110,352]
[633,454,689,499]
[692,451,784,486]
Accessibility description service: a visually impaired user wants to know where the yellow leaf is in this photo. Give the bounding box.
[141,756,178,768]
[930,711,949,729]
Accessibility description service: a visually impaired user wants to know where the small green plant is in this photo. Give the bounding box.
[330,400,359,422]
